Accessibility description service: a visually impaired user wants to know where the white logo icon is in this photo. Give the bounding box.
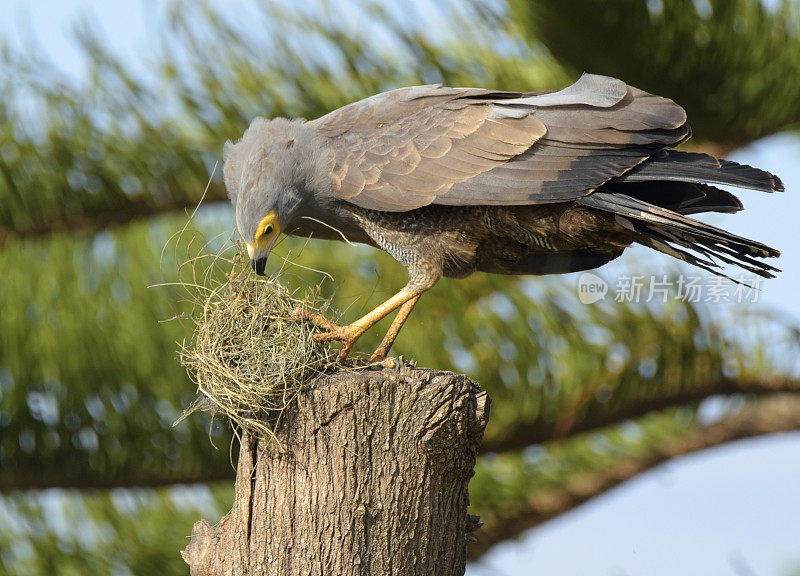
[577,272,608,304]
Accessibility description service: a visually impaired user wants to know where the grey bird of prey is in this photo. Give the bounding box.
[223,73,782,361]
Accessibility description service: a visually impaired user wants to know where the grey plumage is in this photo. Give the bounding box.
[223,73,784,360]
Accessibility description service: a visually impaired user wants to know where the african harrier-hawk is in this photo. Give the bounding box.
[223,74,782,361]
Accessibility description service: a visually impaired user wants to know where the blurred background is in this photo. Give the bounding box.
[1,1,799,574]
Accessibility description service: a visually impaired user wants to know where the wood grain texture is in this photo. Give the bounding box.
[183,364,490,576]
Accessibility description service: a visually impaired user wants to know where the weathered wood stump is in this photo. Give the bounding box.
[182,363,490,576]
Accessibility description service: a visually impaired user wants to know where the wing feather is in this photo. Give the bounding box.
[311,74,689,211]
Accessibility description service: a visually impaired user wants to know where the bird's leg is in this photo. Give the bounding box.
[368,294,421,361]
[293,288,422,362]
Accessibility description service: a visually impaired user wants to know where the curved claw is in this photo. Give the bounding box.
[376,355,401,370]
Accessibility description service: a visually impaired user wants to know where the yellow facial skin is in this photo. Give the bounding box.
[245,211,281,260]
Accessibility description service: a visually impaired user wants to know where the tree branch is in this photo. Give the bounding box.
[4,380,798,492]
[0,468,235,492]
[0,187,227,249]
[0,141,742,249]
[183,365,490,576]
[481,378,800,454]
[469,392,800,560]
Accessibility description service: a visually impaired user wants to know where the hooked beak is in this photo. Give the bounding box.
[246,236,278,276]
[252,257,267,275]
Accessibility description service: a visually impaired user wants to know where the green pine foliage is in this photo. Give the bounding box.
[0,1,798,574]
[509,0,800,144]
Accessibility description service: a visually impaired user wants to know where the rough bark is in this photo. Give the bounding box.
[182,363,490,576]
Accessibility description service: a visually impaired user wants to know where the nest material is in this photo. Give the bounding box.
[179,255,336,441]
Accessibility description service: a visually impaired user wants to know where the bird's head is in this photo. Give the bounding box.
[241,209,281,276]
[223,117,314,275]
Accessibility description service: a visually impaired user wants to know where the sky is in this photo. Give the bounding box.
[3,1,800,575]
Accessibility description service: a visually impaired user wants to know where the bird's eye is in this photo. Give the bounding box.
[264,225,273,235]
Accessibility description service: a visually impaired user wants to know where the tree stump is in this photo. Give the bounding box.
[182,363,490,576]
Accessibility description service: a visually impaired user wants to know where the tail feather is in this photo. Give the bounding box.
[602,181,744,215]
[579,191,780,279]
[644,222,779,278]
[617,150,784,193]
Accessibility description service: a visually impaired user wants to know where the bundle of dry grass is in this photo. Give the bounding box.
[178,252,336,442]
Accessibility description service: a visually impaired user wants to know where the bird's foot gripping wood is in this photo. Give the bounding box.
[292,289,422,363]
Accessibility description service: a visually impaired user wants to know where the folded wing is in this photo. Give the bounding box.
[312,74,690,211]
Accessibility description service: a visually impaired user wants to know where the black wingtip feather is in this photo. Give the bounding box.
[771,170,785,192]
[618,151,784,193]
